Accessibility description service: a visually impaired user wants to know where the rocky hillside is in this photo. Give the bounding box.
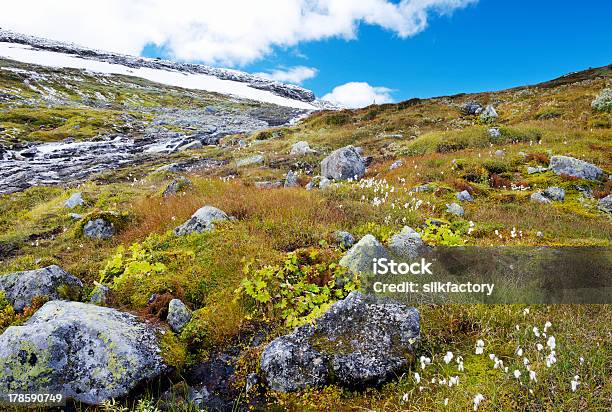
[0,55,610,411]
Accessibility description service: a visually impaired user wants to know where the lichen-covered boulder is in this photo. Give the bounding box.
[174,206,230,236]
[321,145,366,181]
[339,234,390,279]
[388,226,429,260]
[0,301,168,405]
[89,283,110,305]
[163,177,192,197]
[479,104,498,122]
[461,101,482,116]
[531,192,551,204]
[456,190,473,202]
[260,292,420,392]
[0,265,82,311]
[236,155,264,168]
[549,156,603,180]
[83,218,115,239]
[167,299,192,333]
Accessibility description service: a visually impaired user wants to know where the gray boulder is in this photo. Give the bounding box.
[260,291,420,392]
[530,192,551,204]
[290,141,316,156]
[598,194,612,213]
[319,177,331,189]
[321,146,366,181]
[495,149,505,157]
[0,265,83,312]
[334,231,355,249]
[0,301,168,405]
[174,206,230,236]
[446,203,465,216]
[163,177,192,197]
[83,218,115,240]
[64,192,84,209]
[284,171,299,188]
[480,105,498,122]
[388,226,429,260]
[236,155,264,168]
[167,299,192,333]
[543,186,565,201]
[339,235,390,279]
[456,190,473,202]
[255,181,283,189]
[178,140,203,151]
[489,128,501,138]
[549,156,603,180]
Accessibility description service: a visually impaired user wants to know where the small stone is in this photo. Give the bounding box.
[334,231,355,249]
[178,140,203,151]
[64,192,84,209]
[527,166,548,174]
[90,282,110,305]
[489,128,501,138]
[598,194,612,213]
[290,141,316,156]
[167,299,192,333]
[319,177,331,189]
[530,192,551,204]
[410,184,433,193]
[446,203,465,216]
[255,181,283,189]
[174,206,230,236]
[236,155,264,167]
[284,171,299,188]
[536,231,544,237]
[456,190,473,202]
[543,187,565,201]
[163,177,192,197]
[70,213,83,220]
[495,149,505,157]
[389,160,403,170]
[83,218,115,240]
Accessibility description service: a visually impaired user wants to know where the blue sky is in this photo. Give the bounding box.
[239,0,612,101]
[3,0,610,107]
[144,0,612,101]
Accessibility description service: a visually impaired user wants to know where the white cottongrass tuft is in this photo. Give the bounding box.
[475,339,485,355]
[473,394,485,411]
[444,351,454,364]
[571,375,580,392]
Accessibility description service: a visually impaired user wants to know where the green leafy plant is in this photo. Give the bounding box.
[420,219,465,246]
[235,249,358,327]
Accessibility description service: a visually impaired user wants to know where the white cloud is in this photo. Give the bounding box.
[255,66,318,84]
[0,0,476,67]
[322,82,394,108]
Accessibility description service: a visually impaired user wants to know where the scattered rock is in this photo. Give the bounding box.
[530,192,551,204]
[178,140,203,151]
[0,265,83,312]
[255,181,283,189]
[388,226,429,260]
[167,299,192,333]
[549,155,603,180]
[389,160,403,170]
[319,176,331,189]
[236,155,264,167]
[461,101,482,116]
[543,186,565,201]
[339,235,390,280]
[321,145,366,181]
[446,203,465,216]
[456,190,473,202]
[410,184,434,193]
[494,149,505,157]
[290,141,316,156]
[0,301,168,405]
[527,166,548,174]
[334,231,355,249]
[489,128,501,138]
[90,282,110,305]
[64,192,84,209]
[480,105,498,122]
[70,213,83,220]
[260,291,420,392]
[83,218,115,240]
[163,177,192,197]
[598,194,612,213]
[174,206,230,236]
[284,171,299,188]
